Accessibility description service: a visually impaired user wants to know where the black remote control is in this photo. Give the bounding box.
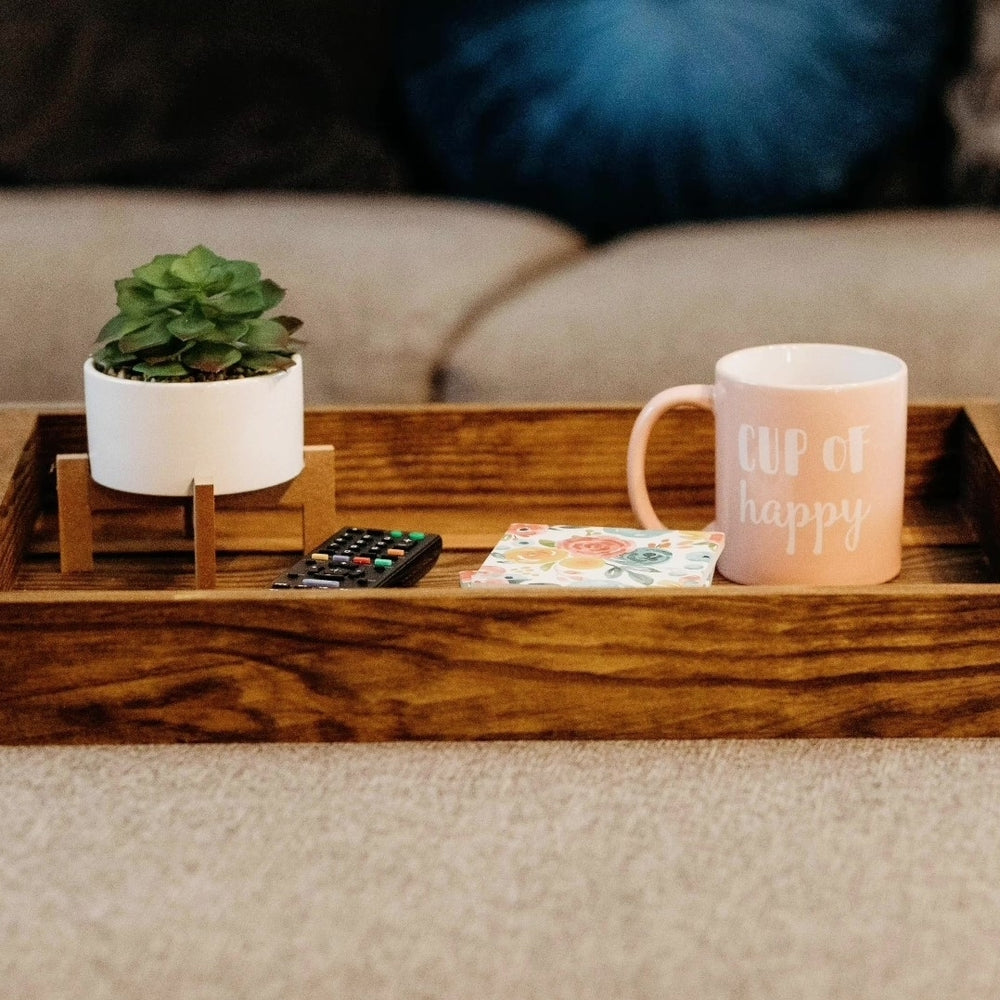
[271,527,443,590]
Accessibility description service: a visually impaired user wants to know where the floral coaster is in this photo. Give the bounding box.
[461,524,725,588]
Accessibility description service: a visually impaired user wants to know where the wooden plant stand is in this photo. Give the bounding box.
[55,445,336,588]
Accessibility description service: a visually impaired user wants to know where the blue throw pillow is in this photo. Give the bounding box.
[397,0,948,238]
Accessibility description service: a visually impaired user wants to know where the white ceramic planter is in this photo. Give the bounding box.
[83,356,304,496]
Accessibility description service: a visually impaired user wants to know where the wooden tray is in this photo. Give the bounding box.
[1,402,999,743]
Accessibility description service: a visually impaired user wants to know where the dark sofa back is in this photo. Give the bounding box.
[0,0,412,192]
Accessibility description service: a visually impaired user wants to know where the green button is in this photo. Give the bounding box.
[409,532,425,540]
[390,530,404,538]
[374,558,393,567]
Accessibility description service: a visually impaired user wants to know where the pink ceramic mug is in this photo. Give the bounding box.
[627,343,908,585]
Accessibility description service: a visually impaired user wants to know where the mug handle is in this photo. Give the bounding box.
[627,385,715,529]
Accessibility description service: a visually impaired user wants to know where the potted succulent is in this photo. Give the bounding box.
[84,245,305,496]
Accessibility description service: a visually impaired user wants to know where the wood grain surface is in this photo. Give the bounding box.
[0,409,42,590]
[0,403,998,744]
[1,586,999,742]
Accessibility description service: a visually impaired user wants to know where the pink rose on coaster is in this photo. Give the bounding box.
[507,524,549,538]
[560,535,635,559]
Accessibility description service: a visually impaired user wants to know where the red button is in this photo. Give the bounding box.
[352,556,371,565]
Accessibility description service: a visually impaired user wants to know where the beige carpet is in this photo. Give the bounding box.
[2,739,999,998]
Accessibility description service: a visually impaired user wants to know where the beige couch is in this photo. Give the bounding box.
[3,188,999,406]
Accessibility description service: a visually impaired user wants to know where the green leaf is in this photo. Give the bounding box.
[212,285,266,317]
[258,279,285,311]
[153,285,194,307]
[132,361,191,379]
[115,278,162,318]
[242,351,296,373]
[167,312,217,342]
[215,320,250,343]
[96,312,153,345]
[91,342,137,368]
[221,260,262,293]
[181,341,243,373]
[203,264,234,296]
[241,318,291,352]
[169,245,225,286]
[118,318,175,354]
[273,315,304,335]
[135,347,182,365]
[132,254,182,289]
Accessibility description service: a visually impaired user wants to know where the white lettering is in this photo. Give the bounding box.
[812,501,839,555]
[822,435,847,472]
[848,425,869,473]
[739,479,872,555]
[843,499,871,550]
[738,423,756,472]
[739,425,809,476]
[785,428,807,476]
[758,427,780,475]
[823,426,871,474]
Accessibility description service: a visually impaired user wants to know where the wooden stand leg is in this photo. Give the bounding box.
[192,481,217,589]
[299,445,337,553]
[56,454,95,572]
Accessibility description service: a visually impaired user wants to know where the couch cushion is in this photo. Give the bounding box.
[439,209,1000,402]
[0,189,584,404]
[398,0,951,240]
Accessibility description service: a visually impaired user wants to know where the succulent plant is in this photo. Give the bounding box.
[91,245,303,381]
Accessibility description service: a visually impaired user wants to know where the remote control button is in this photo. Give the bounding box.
[374,558,393,568]
[301,577,341,589]
[352,556,371,565]
[409,532,425,540]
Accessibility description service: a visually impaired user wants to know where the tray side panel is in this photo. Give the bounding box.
[1,588,999,743]
[0,410,42,590]
[961,404,1000,575]
[304,403,964,505]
